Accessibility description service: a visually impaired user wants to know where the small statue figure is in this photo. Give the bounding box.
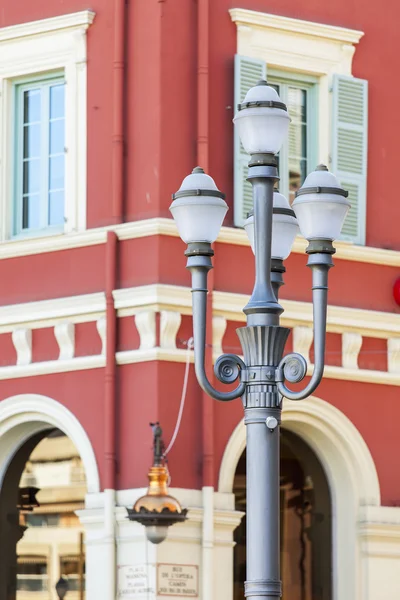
[150,422,165,466]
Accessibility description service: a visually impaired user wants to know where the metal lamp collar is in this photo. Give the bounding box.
[171,166,226,201]
[237,79,287,112]
[247,206,296,219]
[295,164,349,198]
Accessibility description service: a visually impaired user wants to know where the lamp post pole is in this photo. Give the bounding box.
[170,80,350,599]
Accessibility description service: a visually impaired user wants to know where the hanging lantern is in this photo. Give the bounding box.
[127,423,188,544]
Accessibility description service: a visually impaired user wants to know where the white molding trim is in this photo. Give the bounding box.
[229,8,364,44]
[0,355,104,380]
[320,364,400,386]
[0,393,100,493]
[213,289,400,339]
[114,283,192,317]
[0,283,397,385]
[0,11,95,42]
[12,328,32,366]
[116,348,193,366]
[0,284,397,385]
[342,332,362,370]
[218,396,380,600]
[0,292,105,333]
[2,284,399,342]
[0,11,95,240]
[54,321,75,360]
[0,213,397,270]
[0,217,398,268]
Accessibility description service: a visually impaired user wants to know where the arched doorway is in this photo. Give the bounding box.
[233,429,332,600]
[219,396,381,600]
[0,428,87,600]
[0,394,100,600]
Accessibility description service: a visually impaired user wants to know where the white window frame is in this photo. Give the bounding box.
[0,11,95,241]
[14,74,66,237]
[268,70,319,202]
[229,8,364,170]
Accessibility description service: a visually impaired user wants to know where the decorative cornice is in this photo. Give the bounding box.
[0,293,105,333]
[0,218,398,267]
[0,355,104,380]
[113,283,192,317]
[213,290,400,339]
[229,8,364,44]
[0,284,397,385]
[0,10,95,43]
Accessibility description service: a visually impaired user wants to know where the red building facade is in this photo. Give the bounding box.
[0,1,399,599]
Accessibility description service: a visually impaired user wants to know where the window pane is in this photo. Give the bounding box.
[50,84,65,119]
[49,155,64,190]
[23,89,40,123]
[289,158,307,204]
[50,119,65,155]
[16,79,65,235]
[49,191,64,226]
[22,194,41,229]
[23,159,40,194]
[288,87,307,123]
[23,124,40,159]
[288,87,307,203]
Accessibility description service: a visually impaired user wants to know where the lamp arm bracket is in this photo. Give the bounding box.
[195,353,246,402]
[275,352,324,401]
[189,255,246,403]
[275,255,331,401]
[214,353,246,385]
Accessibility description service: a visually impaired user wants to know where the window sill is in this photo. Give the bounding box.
[11,227,65,243]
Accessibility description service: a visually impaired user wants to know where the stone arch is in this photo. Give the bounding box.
[218,395,380,600]
[0,393,100,494]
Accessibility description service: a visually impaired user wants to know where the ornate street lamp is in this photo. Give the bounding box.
[170,80,350,599]
[127,423,188,544]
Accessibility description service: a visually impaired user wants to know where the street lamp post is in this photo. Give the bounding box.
[170,80,350,599]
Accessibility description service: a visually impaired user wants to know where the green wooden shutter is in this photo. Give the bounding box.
[331,74,368,244]
[234,55,267,227]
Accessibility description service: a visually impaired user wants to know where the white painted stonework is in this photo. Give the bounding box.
[78,487,243,600]
[0,393,398,600]
[0,285,397,386]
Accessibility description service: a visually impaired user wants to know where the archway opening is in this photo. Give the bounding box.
[233,429,332,600]
[0,428,87,600]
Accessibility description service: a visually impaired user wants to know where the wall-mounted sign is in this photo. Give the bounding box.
[157,564,198,597]
[118,564,153,598]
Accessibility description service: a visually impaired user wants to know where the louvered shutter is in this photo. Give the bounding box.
[234,55,267,227]
[331,75,368,244]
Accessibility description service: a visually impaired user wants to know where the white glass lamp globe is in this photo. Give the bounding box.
[244,191,299,260]
[233,80,290,155]
[170,167,228,244]
[292,165,350,241]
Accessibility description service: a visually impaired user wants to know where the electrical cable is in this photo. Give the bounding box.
[164,337,194,458]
